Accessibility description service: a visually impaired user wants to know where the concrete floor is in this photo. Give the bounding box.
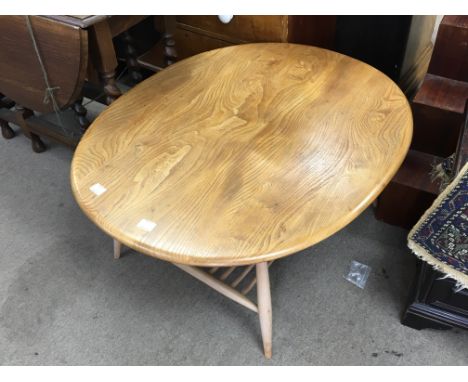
[1,105,467,365]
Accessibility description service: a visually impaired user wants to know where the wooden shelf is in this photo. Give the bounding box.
[442,15,468,28]
[392,149,443,195]
[413,74,468,115]
[376,16,467,229]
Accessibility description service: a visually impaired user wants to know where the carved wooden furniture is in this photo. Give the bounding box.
[371,15,468,331]
[71,44,412,358]
[375,16,468,228]
[0,15,89,152]
[43,15,150,105]
[0,15,151,152]
[402,101,468,330]
[140,15,429,96]
[135,16,178,72]
[137,16,336,72]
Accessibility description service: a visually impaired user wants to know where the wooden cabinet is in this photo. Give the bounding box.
[176,16,290,45]
[376,16,468,229]
[172,26,232,60]
[402,262,468,330]
[138,16,336,72]
[377,15,468,332]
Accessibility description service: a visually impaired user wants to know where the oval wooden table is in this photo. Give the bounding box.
[71,43,413,358]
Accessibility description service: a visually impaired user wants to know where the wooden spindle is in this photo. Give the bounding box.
[220,266,236,281]
[241,262,273,294]
[174,264,258,313]
[231,264,255,288]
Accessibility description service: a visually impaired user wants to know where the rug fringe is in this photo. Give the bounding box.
[408,162,468,291]
[408,240,468,291]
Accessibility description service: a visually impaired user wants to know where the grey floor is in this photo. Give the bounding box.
[1,103,467,366]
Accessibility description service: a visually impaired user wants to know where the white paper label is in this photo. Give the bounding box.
[136,219,157,232]
[89,183,107,196]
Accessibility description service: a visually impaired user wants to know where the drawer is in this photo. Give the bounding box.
[175,28,234,60]
[176,15,288,43]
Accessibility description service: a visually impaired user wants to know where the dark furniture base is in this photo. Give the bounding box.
[402,261,468,330]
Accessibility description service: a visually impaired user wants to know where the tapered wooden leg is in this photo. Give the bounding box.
[113,239,121,259]
[256,262,272,359]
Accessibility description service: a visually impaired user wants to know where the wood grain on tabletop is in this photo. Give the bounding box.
[71,43,413,266]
